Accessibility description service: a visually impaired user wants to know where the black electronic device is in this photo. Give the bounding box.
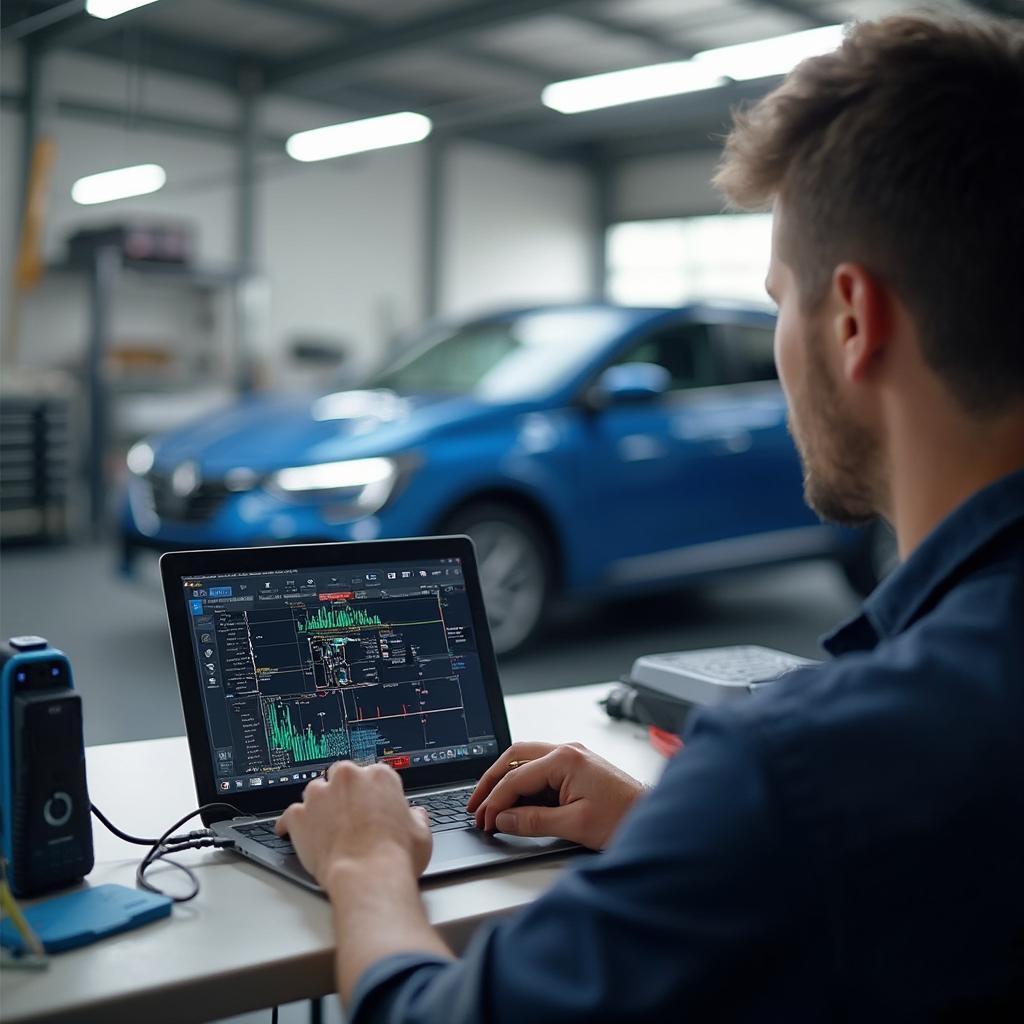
[0,637,94,898]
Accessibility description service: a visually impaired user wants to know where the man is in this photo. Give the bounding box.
[278,15,1024,1021]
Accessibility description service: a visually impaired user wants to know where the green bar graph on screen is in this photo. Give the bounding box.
[298,605,383,632]
[266,701,349,763]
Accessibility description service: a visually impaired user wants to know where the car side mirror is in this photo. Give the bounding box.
[588,362,671,409]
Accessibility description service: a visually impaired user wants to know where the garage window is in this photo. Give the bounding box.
[606,214,774,307]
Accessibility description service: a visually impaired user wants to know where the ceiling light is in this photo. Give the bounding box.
[71,163,166,205]
[542,23,846,115]
[693,24,845,81]
[286,112,432,163]
[86,0,162,18]
[541,62,726,114]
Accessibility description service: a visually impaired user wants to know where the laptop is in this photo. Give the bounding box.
[160,536,578,891]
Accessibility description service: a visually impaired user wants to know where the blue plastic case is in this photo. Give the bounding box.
[0,883,171,954]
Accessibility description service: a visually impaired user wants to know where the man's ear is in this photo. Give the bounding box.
[831,262,891,384]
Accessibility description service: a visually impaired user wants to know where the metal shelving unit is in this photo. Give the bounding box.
[38,247,257,537]
[0,376,76,544]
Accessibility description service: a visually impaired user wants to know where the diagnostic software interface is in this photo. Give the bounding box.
[181,557,499,793]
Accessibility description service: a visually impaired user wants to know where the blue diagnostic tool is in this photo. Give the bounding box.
[0,636,95,897]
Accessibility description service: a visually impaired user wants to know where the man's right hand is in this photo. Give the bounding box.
[466,741,646,850]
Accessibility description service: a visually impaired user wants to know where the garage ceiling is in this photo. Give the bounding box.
[2,0,1009,161]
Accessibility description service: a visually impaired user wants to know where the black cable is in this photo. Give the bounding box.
[272,1006,279,1024]
[90,803,207,847]
[90,801,243,903]
[135,801,244,904]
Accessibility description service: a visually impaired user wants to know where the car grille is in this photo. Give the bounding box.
[139,472,233,524]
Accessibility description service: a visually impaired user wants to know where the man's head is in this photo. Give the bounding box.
[715,15,1024,525]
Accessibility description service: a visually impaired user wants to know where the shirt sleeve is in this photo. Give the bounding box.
[349,706,827,1024]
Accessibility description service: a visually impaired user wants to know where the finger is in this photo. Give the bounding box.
[410,805,430,831]
[466,742,556,811]
[478,751,566,832]
[494,803,574,840]
[275,803,300,836]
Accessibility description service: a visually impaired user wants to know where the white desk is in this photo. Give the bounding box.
[3,684,665,1024]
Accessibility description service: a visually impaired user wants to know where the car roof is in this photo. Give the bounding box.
[464,300,776,329]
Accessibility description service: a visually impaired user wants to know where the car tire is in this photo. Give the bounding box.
[840,518,899,598]
[441,502,552,658]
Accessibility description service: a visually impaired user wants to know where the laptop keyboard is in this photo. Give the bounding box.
[234,786,477,855]
[408,786,477,832]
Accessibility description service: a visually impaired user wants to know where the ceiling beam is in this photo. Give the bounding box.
[747,0,832,28]
[79,29,245,88]
[29,0,159,48]
[251,0,566,89]
[67,26,423,115]
[0,88,290,149]
[571,11,695,61]
[266,0,596,91]
[3,0,82,41]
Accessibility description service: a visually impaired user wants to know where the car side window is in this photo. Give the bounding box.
[610,323,717,391]
[712,323,778,383]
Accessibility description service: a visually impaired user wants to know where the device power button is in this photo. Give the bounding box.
[43,791,73,828]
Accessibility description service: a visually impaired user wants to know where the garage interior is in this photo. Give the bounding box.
[1,1,1016,1021]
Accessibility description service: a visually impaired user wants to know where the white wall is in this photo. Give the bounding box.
[612,150,725,222]
[442,141,593,317]
[1,47,594,385]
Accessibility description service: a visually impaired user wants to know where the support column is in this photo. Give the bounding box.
[235,66,262,392]
[587,155,612,303]
[19,41,44,219]
[87,245,120,537]
[236,67,261,277]
[422,136,446,320]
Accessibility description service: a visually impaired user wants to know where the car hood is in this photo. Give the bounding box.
[148,388,520,474]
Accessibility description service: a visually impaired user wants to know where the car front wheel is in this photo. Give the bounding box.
[441,502,551,657]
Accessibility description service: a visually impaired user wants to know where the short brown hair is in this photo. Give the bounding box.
[714,15,1024,414]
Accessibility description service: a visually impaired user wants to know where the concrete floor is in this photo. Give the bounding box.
[0,542,859,747]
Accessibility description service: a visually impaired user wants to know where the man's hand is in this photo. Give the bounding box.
[276,760,432,887]
[467,741,646,850]
[277,762,453,1003]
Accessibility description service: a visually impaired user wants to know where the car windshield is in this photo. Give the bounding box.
[369,308,636,401]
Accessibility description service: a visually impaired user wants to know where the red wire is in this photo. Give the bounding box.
[648,725,683,758]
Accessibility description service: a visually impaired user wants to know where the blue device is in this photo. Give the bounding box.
[0,883,171,954]
[0,636,94,897]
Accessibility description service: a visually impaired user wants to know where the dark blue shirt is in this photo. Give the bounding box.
[351,469,1024,1023]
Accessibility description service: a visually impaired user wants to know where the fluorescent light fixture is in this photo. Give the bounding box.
[542,62,725,114]
[71,163,166,205]
[86,0,162,19]
[693,24,845,82]
[542,23,846,115]
[286,112,432,163]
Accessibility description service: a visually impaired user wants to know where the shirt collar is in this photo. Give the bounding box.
[823,466,1024,656]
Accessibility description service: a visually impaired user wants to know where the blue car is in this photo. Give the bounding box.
[120,303,891,654]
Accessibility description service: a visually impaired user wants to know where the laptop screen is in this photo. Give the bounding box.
[179,555,500,795]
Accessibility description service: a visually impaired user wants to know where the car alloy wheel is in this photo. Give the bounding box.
[443,503,550,657]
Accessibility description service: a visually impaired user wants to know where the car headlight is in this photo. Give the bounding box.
[126,440,155,476]
[267,456,399,513]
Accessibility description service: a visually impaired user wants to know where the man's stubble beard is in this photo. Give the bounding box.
[788,329,882,527]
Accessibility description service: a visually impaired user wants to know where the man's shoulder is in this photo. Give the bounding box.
[750,552,1022,734]
[688,562,1024,841]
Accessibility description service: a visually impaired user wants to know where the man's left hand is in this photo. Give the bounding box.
[276,761,433,887]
